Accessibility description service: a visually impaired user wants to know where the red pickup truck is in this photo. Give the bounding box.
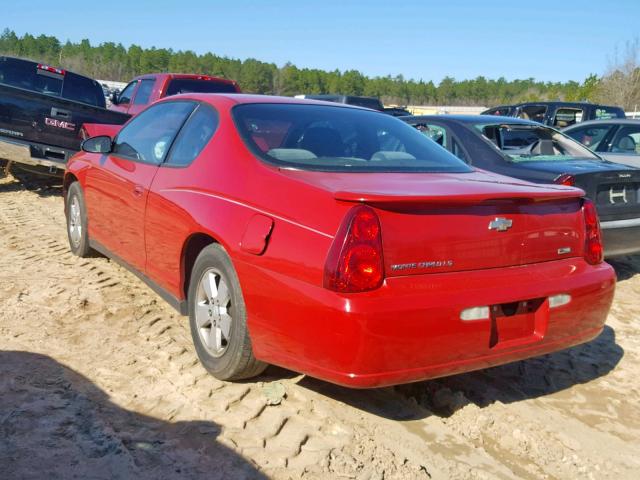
[109,73,241,116]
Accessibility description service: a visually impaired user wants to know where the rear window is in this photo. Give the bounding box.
[232,103,472,173]
[0,57,62,96]
[477,123,600,162]
[0,57,105,107]
[165,78,238,96]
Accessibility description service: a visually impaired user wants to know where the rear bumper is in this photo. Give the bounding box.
[601,218,640,257]
[242,258,615,388]
[0,136,71,173]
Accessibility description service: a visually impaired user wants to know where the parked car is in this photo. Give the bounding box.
[109,73,240,116]
[64,95,614,388]
[563,119,640,168]
[482,102,625,128]
[0,56,131,176]
[295,94,384,111]
[383,106,412,117]
[402,115,640,257]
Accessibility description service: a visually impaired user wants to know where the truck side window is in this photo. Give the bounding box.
[133,79,154,105]
[165,104,219,167]
[118,81,137,105]
[553,108,584,128]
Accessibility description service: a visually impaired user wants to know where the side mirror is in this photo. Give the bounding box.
[110,92,119,105]
[81,135,113,154]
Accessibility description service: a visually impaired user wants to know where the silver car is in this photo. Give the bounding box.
[563,119,640,168]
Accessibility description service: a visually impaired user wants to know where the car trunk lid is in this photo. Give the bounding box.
[284,170,585,277]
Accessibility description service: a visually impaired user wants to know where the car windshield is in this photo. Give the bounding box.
[232,103,472,173]
[475,123,601,162]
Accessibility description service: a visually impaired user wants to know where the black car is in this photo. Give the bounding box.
[402,114,640,257]
[482,102,625,128]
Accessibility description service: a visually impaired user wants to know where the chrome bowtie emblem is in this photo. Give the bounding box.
[609,187,628,204]
[488,217,513,232]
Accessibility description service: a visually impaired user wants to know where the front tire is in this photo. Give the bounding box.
[188,243,267,381]
[66,182,91,257]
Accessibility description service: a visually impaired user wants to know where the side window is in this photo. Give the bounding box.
[414,123,446,146]
[118,81,137,105]
[553,108,584,128]
[113,101,196,164]
[565,125,611,150]
[62,74,104,108]
[165,104,219,167]
[595,107,622,120]
[451,137,469,163]
[610,125,640,154]
[518,105,547,123]
[133,79,154,105]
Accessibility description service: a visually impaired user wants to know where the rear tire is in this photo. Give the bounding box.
[65,182,91,257]
[188,243,267,381]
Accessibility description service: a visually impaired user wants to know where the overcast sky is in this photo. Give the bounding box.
[4,0,639,83]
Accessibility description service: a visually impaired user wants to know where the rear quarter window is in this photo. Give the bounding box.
[62,73,106,107]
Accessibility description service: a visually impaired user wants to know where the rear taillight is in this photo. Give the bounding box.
[583,198,603,265]
[324,205,384,293]
[555,174,575,186]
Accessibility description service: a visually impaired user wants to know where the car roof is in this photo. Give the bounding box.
[164,93,378,110]
[563,118,640,130]
[403,114,540,126]
[134,72,237,84]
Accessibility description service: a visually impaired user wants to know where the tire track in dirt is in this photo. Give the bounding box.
[2,176,640,479]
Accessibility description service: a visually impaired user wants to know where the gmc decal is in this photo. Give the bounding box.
[45,117,76,131]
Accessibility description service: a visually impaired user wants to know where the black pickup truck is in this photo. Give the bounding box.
[0,56,130,177]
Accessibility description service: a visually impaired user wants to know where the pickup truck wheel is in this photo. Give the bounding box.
[188,244,267,381]
[66,182,91,257]
[0,160,9,178]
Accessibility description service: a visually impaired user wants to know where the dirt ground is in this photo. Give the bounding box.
[1,173,639,480]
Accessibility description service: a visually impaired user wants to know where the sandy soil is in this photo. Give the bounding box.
[1,173,639,479]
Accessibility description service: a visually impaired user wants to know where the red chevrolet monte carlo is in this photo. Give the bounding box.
[63,94,615,388]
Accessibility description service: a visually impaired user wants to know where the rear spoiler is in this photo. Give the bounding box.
[334,188,585,205]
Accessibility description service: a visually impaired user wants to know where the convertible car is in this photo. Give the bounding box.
[402,115,640,257]
[64,95,614,387]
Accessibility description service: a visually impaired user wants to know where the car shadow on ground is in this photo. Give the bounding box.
[608,256,640,281]
[296,325,623,421]
[0,171,63,197]
[0,350,266,480]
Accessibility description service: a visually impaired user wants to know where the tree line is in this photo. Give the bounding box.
[0,28,637,109]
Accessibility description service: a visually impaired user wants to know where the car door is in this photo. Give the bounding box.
[145,103,220,295]
[111,80,138,114]
[127,78,155,116]
[85,100,196,272]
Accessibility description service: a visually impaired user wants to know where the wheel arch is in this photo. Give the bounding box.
[181,232,220,300]
[63,172,79,198]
